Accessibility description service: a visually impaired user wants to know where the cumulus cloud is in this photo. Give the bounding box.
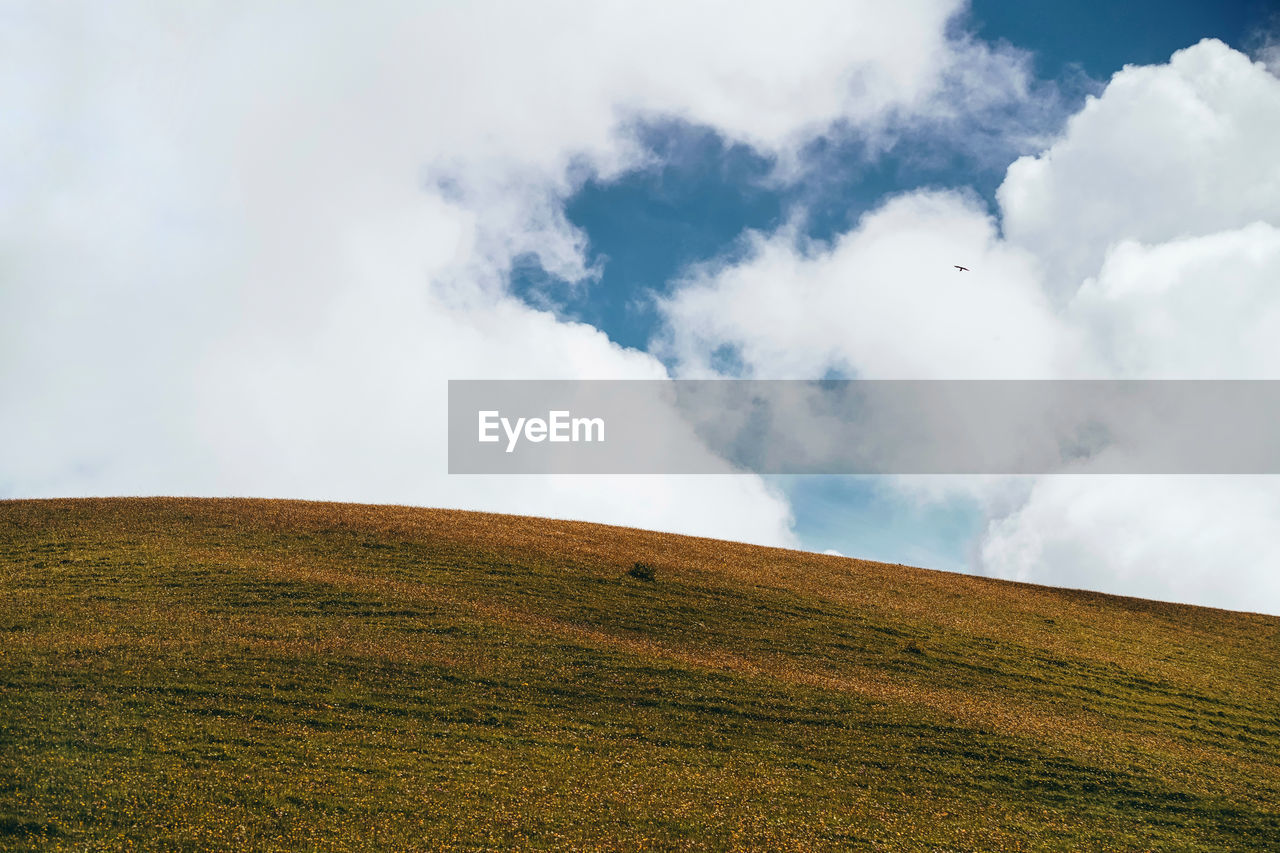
[981,476,1280,613]
[1069,223,1280,378]
[998,39,1280,297]
[983,41,1280,614]
[2,0,1019,546]
[657,190,1086,379]
[657,39,1280,611]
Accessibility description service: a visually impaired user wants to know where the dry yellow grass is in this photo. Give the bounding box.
[2,497,1278,850]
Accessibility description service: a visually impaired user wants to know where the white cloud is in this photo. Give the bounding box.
[980,40,1280,614]
[658,190,1087,379]
[1069,223,1280,378]
[998,39,1280,297]
[1,0,1003,547]
[1257,37,1280,77]
[981,476,1280,613]
[657,39,1280,612]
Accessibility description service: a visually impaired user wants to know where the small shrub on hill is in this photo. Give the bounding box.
[628,561,656,582]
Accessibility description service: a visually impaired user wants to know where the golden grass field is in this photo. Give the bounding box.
[2,497,1278,850]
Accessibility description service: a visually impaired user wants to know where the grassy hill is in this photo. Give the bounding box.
[2,497,1278,851]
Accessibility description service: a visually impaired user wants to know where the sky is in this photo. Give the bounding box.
[4,1,1280,613]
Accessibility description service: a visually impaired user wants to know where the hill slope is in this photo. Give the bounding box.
[2,497,1279,850]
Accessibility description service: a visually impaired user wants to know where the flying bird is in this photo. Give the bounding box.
[954,265,969,272]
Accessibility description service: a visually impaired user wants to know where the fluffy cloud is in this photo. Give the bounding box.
[980,476,1280,613]
[657,39,1280,611]
[983,41,1280,614]
[658,190,1086,379]
[998,39,1280,296]
[2,0,1006,546]
[1069,223,1280,378]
